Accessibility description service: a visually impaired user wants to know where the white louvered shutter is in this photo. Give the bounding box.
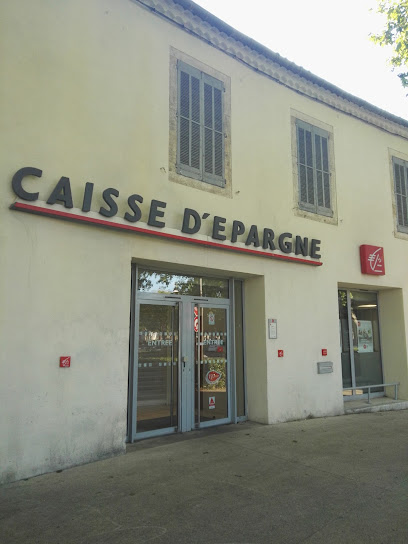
[297,123,315,211]
[202,73,224,186]
[315,132,331,214]
[393,158,408,232]
[177,61,225,187]
[296,120,332,216]
[178,62,202,180]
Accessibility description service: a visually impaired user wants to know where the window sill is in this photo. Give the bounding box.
[294,206,338,226]
[169,169,232,198]
[394,228,408,241]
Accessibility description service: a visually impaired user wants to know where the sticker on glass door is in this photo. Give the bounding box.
[195,306,229,425]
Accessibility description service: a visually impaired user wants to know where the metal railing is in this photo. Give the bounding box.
[343,382,400,404]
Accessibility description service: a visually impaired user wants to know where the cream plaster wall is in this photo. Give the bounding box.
[2,0,408,482]
[378,289,408,399]
[244,277,268,424]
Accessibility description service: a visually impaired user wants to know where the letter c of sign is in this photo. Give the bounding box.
[12,167,42,201]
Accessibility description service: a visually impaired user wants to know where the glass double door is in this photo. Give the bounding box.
[132,299,230,438]
[338,289,384,398]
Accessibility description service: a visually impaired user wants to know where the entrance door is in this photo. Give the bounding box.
[338,289,384,398]
[135,301,180,434]
[194,305,230,427]
[129,298,231,439]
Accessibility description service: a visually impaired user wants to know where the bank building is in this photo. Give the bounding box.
[2,0,408,484]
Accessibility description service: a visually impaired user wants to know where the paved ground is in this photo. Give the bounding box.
[1,411,408,544]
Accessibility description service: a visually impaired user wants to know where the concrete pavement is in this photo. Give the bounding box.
[1,410,408,543]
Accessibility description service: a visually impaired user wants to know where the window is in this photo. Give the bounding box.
[177,61,225,187]
[296,119,332,216]
[392,157,408,233]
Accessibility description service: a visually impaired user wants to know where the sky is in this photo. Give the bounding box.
[192,0,408,120]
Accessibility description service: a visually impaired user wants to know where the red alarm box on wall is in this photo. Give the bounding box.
[60,356,71,368]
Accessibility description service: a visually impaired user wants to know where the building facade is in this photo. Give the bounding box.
[2,0,408,483]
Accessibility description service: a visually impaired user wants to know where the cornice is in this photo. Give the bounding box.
[135,0,408,140]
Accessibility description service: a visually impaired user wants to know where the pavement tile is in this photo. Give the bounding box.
[1,411,408,544]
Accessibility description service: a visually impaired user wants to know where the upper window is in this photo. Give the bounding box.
[177,61,225,187]
[296,119,332,217]
[392,157,408,233]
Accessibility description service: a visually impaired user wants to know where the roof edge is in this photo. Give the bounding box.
[172,0,408,129]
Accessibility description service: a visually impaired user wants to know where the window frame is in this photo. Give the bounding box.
[169,48,232,198]
[392,156,408,234]
[295,118,333,217]
[176,60,225,188]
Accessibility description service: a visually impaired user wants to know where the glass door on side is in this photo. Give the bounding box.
[338,289,384,398]
[195,305,230,427]
[136,303,179,433]
[351,291,383,393]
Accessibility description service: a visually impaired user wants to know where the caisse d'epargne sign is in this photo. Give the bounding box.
[10,166,322,266]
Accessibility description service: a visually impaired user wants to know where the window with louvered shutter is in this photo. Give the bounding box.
[296,119,332,217]
[177,61,225,187]
[393,157,408,233]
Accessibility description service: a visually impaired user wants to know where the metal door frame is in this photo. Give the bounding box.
[129,270,236,440]
[340,288,384,401]
[194,301,231,429]
[129,297,181,441]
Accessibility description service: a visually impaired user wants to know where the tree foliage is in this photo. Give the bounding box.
[371,1,408,87]
[138,270,227,298]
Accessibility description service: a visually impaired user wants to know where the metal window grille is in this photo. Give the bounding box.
[177,61,225,187]
[296,119,332,216]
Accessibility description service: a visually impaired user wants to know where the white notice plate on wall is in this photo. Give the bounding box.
[268,319,277,339]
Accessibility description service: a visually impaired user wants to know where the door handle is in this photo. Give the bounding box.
[182,355,187,368]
